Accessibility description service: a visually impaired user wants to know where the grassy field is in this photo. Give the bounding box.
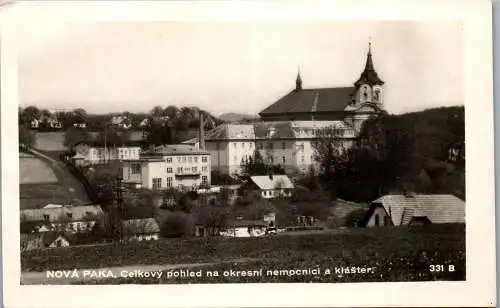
[23,224,465,282]
[34,132,67,152]
[19,157,58,184]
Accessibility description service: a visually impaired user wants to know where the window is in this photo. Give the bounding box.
[166,157,172,163]
[188,157,192,163]
[167,167,173,173]
[194,156,198,163]
[269,156,274,164]
[259,142,263,149]
[182,156,187,163]
[43,214,50,221]
[374,214,380,227]
[177,167,183,173]
[152,178,162,190]
[166,177,173,188]
[282,142,286,149]
[301,155,305,163]
[131,163,141,174]
[202,156,208,162]
[192,167,198,173]
[67,213,72,219]
[215,142,220,150]
[249,143,252,148]
[233,143,237,148]
[242,142,245,148]
[233,156,238,163]
[202,176,208,185]
[268,142,274,150]
[374,89,380,101]
[202,166,208,172]
[282,156,286,164]
[176,156,181,163]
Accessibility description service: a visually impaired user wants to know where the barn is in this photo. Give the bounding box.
[359,193,465,227]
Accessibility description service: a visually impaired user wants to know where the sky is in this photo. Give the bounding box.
[18,19,463,116]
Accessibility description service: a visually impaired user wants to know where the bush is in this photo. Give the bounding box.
[160,212,190,238]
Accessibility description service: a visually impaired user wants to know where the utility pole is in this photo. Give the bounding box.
[114,168,125,242]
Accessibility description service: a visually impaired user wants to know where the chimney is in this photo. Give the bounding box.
[199,113,205,150]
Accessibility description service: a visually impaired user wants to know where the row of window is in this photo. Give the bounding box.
[152,176,208,190]
[165,156,208,164]
[232,142,254,149]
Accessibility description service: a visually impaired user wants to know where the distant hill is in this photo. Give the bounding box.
[218,113,259,123]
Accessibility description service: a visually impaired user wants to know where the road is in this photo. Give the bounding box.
[21,258,259,285]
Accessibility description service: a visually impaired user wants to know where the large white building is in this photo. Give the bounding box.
[185,43,384,175]
[73,141,141,166]
[121,144,211,190]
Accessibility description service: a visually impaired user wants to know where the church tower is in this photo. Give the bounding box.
[295,67,303,91]
[353,42,384,108]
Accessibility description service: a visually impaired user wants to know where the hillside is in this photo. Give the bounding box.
[320,106,465,202]
[218,113,259,123]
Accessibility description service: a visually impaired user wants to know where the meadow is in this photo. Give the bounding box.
[19,157,58,184]
[23,224,465,282]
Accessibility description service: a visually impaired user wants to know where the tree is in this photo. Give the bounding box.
[160,211,190,238]
[20,106,40,124]
[241,150,284,177]
[195,205,229,236]
[72,108,87,124]
[19,125,36,148]
[64,127,90,150]
[97,126,131,147]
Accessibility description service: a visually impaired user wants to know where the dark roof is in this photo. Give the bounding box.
[259,87,355,117]
[227,219,269,227]
[354,47,384,87]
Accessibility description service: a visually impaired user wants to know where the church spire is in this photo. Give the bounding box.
[355,41,384,88]
[295,67,302,91]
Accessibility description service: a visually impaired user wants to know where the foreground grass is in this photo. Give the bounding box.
[23,224,465,282]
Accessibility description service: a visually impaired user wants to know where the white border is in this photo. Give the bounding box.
[1,0,495,307]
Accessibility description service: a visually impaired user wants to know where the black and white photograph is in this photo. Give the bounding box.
[1,1,496,307]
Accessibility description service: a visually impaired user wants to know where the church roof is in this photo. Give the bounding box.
[354,43,384,87]
[259,87,355,117]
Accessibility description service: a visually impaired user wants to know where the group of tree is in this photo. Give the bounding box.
[313,106,465,202]
[240,150,286,178]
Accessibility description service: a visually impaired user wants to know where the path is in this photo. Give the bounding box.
[21,258,259,285]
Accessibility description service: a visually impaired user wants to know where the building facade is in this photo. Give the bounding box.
[122,144,211,190]
[73,141,141,166]
[184,44,384,175]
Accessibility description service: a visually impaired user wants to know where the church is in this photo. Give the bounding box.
[188,43,386,175]
[259,42,385,132]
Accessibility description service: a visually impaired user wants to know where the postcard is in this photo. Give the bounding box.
[1,0,496,307]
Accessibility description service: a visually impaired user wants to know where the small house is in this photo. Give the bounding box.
[122,218,160,241]
[20,205,104,233]
[244,175,294,199]
[219,219,268,238]
[359,193,465,227]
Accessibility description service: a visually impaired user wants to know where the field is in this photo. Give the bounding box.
[22,224,465,283]
[19,150,91,209]
[19,157,58,184]
[34,132,67,152]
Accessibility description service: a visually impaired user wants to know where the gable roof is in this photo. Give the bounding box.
[20,205,103,223]
[205,123,255,140]
[259,87,355,117]
[369,194,465,225]
[122,218,160,235]
[249,175,294,190]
